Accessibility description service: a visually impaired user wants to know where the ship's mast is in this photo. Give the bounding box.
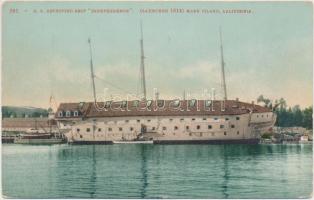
[140,21,147,100]
[88,38,97,104]
[219,27,228,100]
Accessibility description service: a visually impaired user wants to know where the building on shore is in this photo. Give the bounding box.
[2,118,58,134]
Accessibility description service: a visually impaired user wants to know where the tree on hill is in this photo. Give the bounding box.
[257,95,312,129]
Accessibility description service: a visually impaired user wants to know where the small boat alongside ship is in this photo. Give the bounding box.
[113,140,153,144]
[14,133,66,144]
[2,118,67,145]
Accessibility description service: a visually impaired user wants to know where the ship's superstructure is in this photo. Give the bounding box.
[55,25,276,144]
[56,99,275,144]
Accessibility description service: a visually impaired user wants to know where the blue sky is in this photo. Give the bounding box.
[2,1,313,109]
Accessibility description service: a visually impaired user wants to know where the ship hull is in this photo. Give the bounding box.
[70,140,113,145]
[14,138,66,145]
[153,138,259,145]
[69,139,259,145]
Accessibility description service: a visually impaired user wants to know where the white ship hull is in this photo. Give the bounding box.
[61,111,276,145]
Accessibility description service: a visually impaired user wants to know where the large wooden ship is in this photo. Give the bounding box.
[55,25,276,144]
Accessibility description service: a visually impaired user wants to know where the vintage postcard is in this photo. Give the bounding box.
[1,1,313,199]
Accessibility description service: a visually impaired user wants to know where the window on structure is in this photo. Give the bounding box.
[225,118,229,121]
[186,126,189,130]
[224,132,227,135]
[214,118,218,120]
[119,127,123,131]
[262,115,264,118]
[147,100,153,107]
[208,125,212,129]
[203,118,207,121]
[189,99,196,107]
[80,135,83,138]
[108,128,112,131]
[66,111,71,117]
[200,133,203,137]
[180,118,184,122]
[157,100,164,107]
[197,125,201,130]
[137,120,140,123]
[133,100,139,107]
[147,119,151,122]
[58,112,63,117]
[257,115,259,118]
[189,133,192,136]
[237,131,240,135]
[163,127,166,130]
[130,127,134,131]
[169,119,173,122]
[236,117,240,120]
[267,114,268,118]
[105,101,112,108]
[231,125,235,128]
[77,128,80,132]
[79,102,84,108]
[122,101,127,108]
[192,118,195,121]
[152,127,155,130]
[173,99,180,107]
[98,128,101,132]
[205,100,212,107]
[174,126,178,130]
[211,132,215,136]
[220,125,224,129]
[86,128,90,132]
[74,111,79,117]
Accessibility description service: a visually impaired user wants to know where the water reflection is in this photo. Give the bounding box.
[222,145,230,198]
[3,144,311,199]
[140,145,148,198]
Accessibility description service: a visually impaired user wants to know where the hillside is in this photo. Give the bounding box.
[2,106,49,118]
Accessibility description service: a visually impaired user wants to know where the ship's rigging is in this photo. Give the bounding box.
[88,26,228,102]
[219,27,228,100]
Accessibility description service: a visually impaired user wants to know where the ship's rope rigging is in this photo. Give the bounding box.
[93,74,142,99]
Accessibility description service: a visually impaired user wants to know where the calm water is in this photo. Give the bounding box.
[2,144,313,199]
